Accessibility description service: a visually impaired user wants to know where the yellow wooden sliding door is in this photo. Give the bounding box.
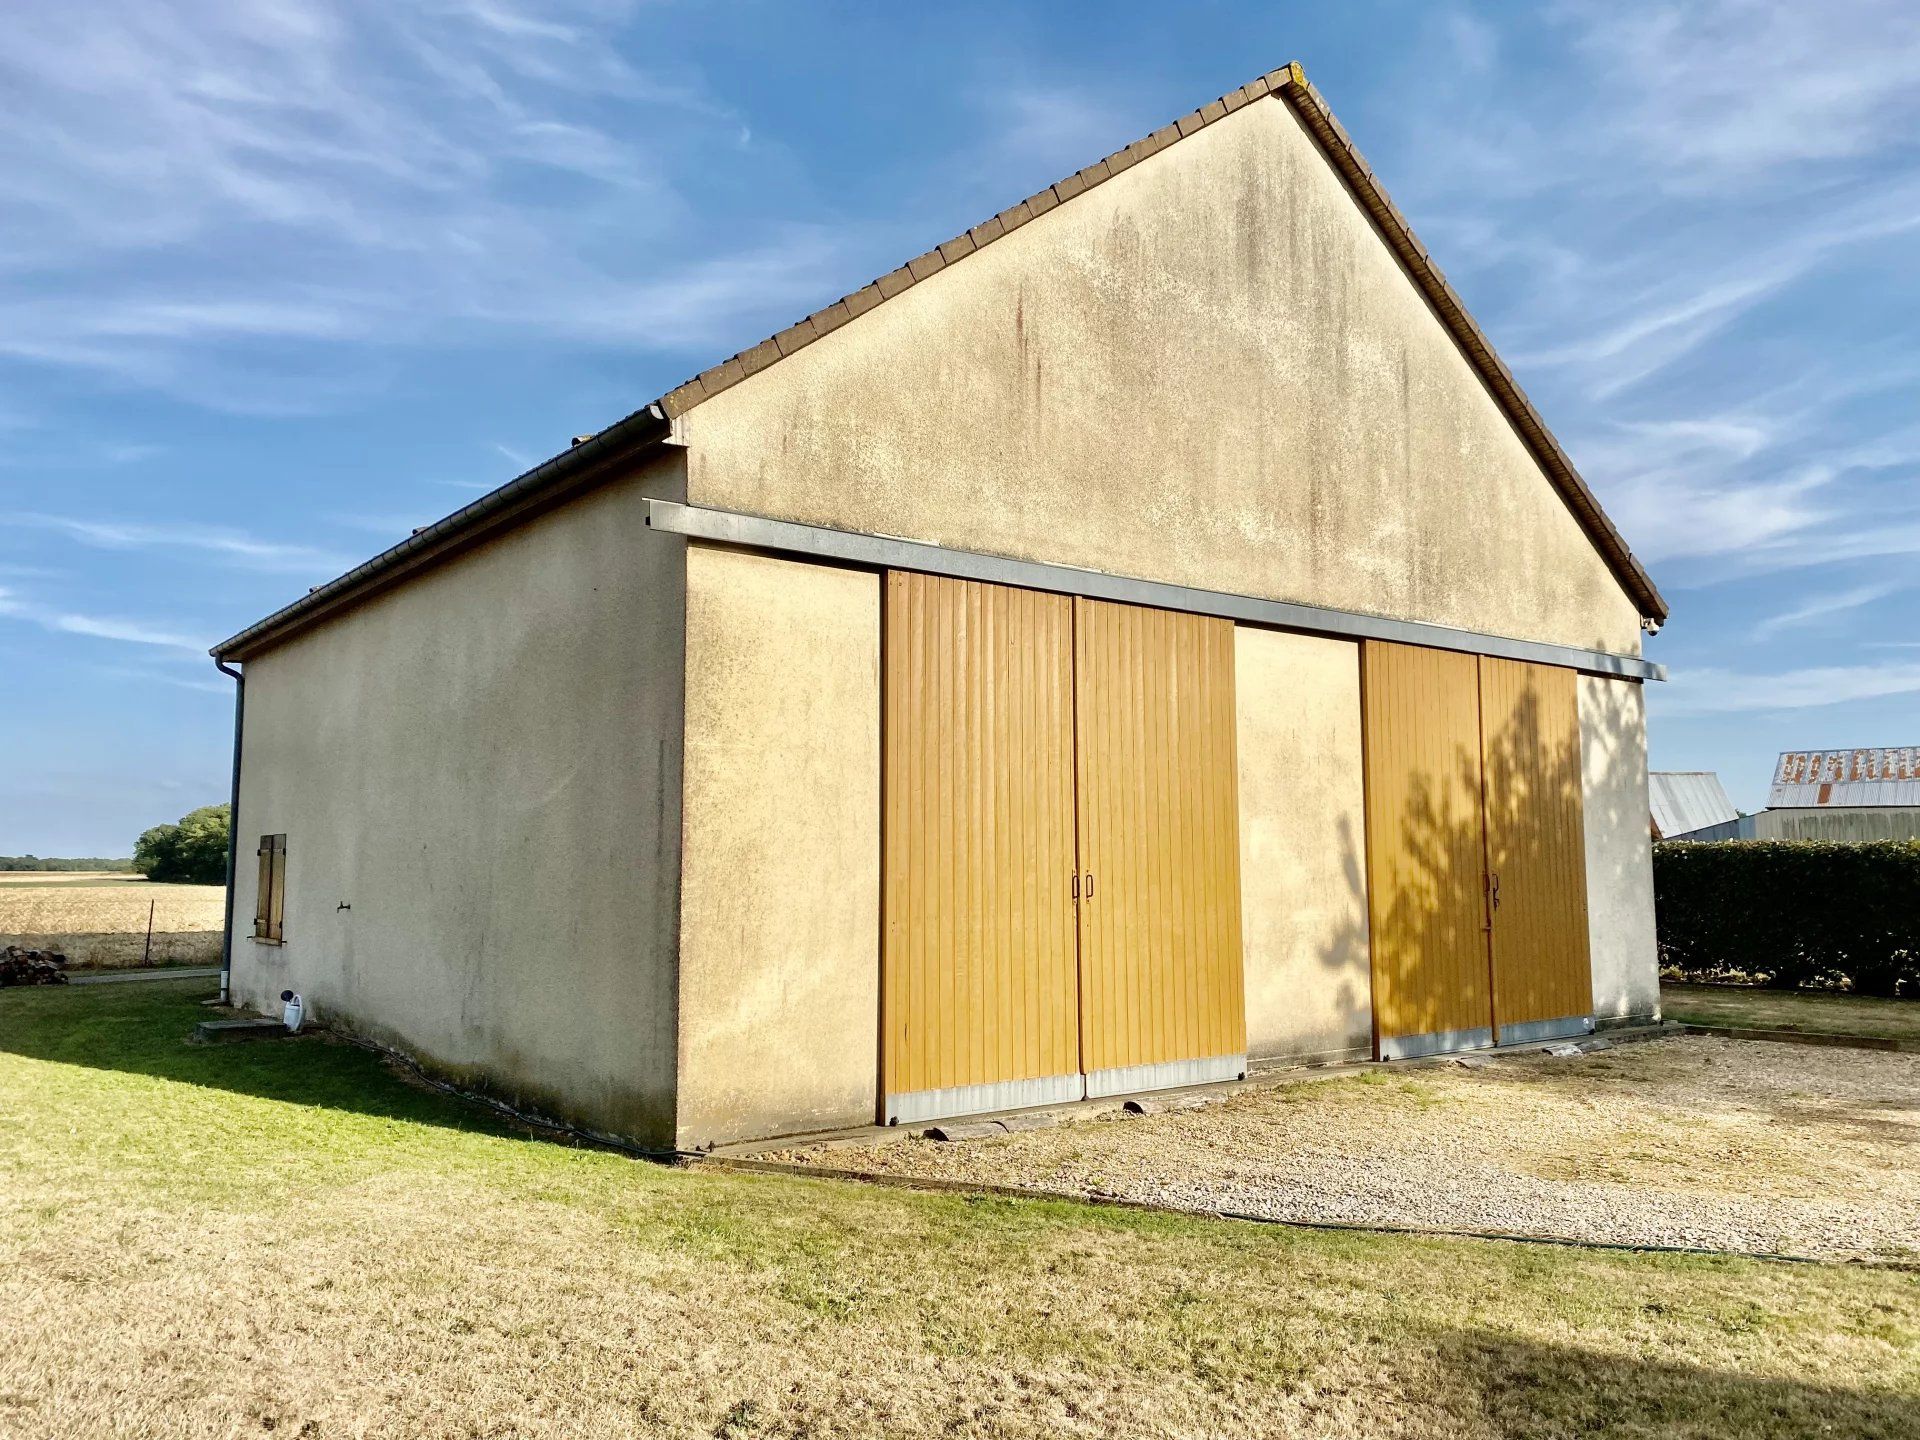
[1477,656,1593,1039]
[882,572,1083,1123]
[1073,598,1246,1095]
[1362,641,1596,1058]
[1361,642,1495,1058]
[883,577,1249,1121]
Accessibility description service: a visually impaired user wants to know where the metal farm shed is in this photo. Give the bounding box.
[1752,748,1920,842]
[1649,771,1741,841]
[209,65,1668,1150]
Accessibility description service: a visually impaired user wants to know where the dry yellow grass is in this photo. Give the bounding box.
[1663,983,1920,1043]
[1,981,1917,1439]
[0,870,139,883]
[0,876,223,966]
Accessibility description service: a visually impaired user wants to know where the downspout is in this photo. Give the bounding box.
[214,657,244,1005]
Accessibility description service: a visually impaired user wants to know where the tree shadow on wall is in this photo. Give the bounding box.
[1314,679,1652,1041]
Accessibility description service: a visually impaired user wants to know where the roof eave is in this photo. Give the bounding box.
[211,404,674,662]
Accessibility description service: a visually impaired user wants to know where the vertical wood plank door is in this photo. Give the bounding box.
[1477,657,1594,1043]
[882,572,1083,1124]
[1073,597,1247,1096]
[1360,641,1495,1058]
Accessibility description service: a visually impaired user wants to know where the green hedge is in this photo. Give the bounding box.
[1653,840,1920,997]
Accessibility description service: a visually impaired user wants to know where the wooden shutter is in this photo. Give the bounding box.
[1361,642,1494,1057]
[1478,658,1592,1038]
[253,835,286,943]
[1072,598,1245,1094]
[268,835,286,942]
[881,573,1082,1122]
[253,837,274,941]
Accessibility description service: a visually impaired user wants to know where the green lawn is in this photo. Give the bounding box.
[2,981,1917,1439]
[1663,982,1920,1043]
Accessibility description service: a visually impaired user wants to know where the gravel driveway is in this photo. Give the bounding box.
[773,1037,1920,1261]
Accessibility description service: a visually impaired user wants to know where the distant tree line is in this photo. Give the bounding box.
[133,804,232,886]
[0,856,135,873]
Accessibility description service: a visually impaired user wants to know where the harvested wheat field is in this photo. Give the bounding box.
[2,981,1917,1440]
[0,873,223,967]
[774,1037,1920,1263]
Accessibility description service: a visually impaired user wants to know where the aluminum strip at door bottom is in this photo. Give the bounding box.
[1379,1026,1495,1062]
[1083,1053,1246,1099]
[885,1072,1083,1126]
[1497,1015,1596,1047]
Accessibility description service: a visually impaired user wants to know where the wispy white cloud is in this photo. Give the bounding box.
[0,0,848,411]
[1567,0,1920,187]
[1505,174,1920,401]
[0,585,205,653]
[85,663,230,696]
[1561,412,1829,564]
[1389,0,1920,602]
[1659,659,1920,716]
[18,515,352,575]
[978,86,1133,176]
[326,513,433,538]
[1752,583,1902,638]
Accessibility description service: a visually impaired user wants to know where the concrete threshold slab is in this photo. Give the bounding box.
[700,1022,1683,1159]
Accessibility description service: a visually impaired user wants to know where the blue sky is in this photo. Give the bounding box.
[3,0,1918,854]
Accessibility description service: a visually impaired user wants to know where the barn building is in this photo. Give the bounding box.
[1648,771,1741,841]
[1751,748,1920,841]
[211,65,1669,1151]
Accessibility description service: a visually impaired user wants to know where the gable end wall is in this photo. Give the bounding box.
[678,96,1643,657]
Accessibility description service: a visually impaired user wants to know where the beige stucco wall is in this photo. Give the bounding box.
[1578,675,1660,1023]
[229,453,688,1146]
[679,94,1643,657]
[676,545,880,1148]
[1234,627,1374,1063]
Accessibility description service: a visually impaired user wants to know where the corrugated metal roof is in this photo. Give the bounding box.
[1767,748,1920,808]
[1649,771,1740,839]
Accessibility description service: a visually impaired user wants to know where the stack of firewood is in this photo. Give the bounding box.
[0,945,69,986]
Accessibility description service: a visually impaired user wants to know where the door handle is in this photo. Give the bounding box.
[1084,872,1094,900]
[1490,873,1501,910]
[1071,873,1079,901]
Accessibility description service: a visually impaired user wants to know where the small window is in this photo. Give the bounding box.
[253,834,287,943]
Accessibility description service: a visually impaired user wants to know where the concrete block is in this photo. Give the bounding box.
[194,1018,291,1044]
[924,1121,1005,1143]
[1122,1094,1214,1116]
[997,1112,1059,1133]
